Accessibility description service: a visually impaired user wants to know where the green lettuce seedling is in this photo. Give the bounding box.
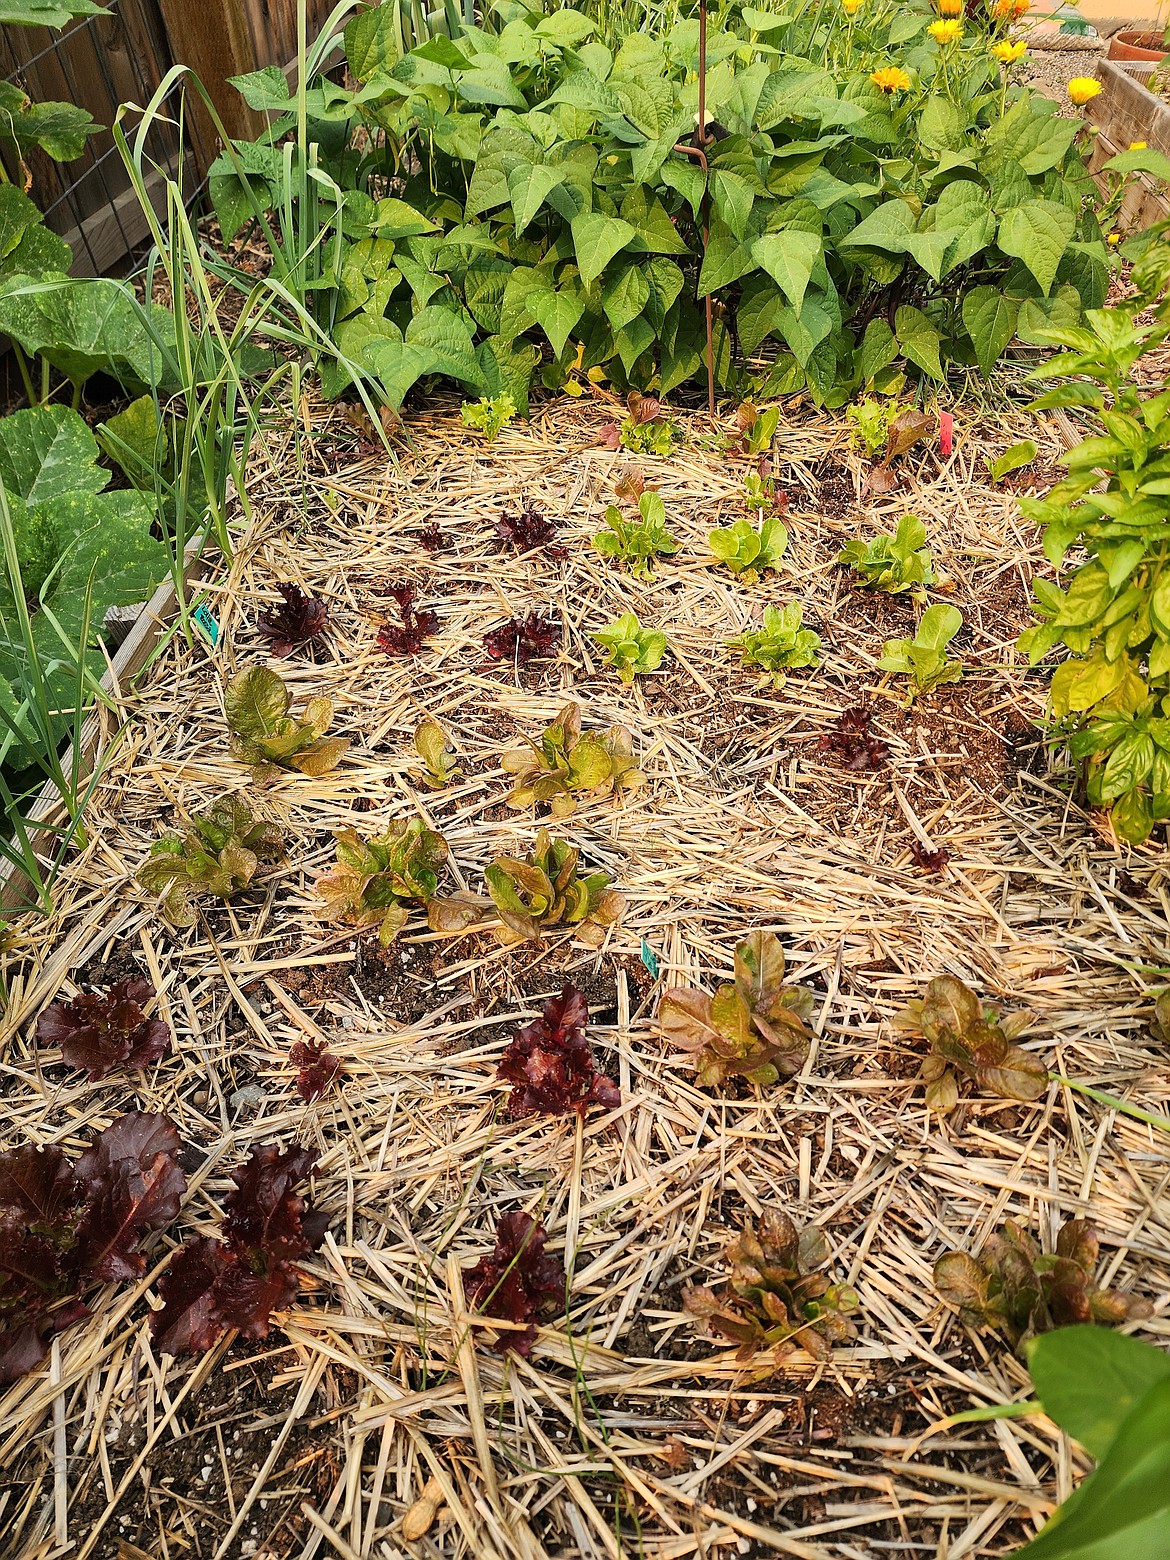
[684,1210,858,1367]
[593,612,668,683]
[412,716,460,790]
[502,701,644,817]
[727,604,820,687]
[708,516,788,583]
[226,667,348,779]
[839,515,935,594]
[657,930,814,1088]
[878,603,963,698]
[138,793,284,926]
[484,827,623,946]
[593,490,678,579]
[988,439,1037,483]
[894,974,1047,1112]
[846,396,897,460]
[315,819,481,944]
[461,393,515,441]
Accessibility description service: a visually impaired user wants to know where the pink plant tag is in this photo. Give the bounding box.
[939,411,954,458]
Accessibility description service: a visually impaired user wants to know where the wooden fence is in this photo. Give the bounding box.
[0,0,341,278]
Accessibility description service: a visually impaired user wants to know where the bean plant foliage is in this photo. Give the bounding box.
[213,0,1118,411]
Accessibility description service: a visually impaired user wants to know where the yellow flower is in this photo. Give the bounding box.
[870,66,912,92]
[841,0,863,13]
[928,18,964,42]
[1067,77,1102,106]
[991,40,1027,63]
[1012,0,1030,16]
[1108,232,1121,245]
[936,0,963,13]
[1131,140,1148,150]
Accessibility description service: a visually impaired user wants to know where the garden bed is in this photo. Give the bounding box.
[1087,58,1170,224]
[1,397,1168,1559]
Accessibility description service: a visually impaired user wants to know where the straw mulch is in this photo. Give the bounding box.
[1,395,1168,1560]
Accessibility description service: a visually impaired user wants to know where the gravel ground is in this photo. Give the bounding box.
[1019,37,1108,112]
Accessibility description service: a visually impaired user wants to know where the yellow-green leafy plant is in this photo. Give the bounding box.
[412,716,460,789]
[461,393,515,441]
[483,827,622,946]
[226,667,348,779]
[502,701,644,817]
[315,819,481,944]
[592,489,679,578]
[657,930,814,1088]
[894,974,1048,1112]
[878,604,963,697]
[137,793,284,926]
[708,516,788,584]
[684,1211,859,1366]
[727,603,820,686]
[839,515,935,594]
[593,612,668,683]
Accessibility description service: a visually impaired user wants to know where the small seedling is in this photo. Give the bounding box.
[484,827,623,946]
[493,504,564,556]
[461,393,516,442]
[483,611,561,664]
[315,820,480,944]
[412,716,460,790]
[708,516,788,583]
[138,793,284,926]
[376,584,439,656]
[878,604,963,698]
[502,701,644,816]
[291,1038,342,1101]
[839,515,935,594]
[727,603,820,687]
[464,1212,566,1355]
[36,978,171,1081]
[497,983,620,1118]
[601,392,679,456]
[684,1211,858,1366]
[593,612,668,683]
[894,974,1047,1112]
[847,397,897,461]
[257,583,329,657]
[225,667,349,779]
[989,439,1037,483]
[657,930,813,1088]
[817,706,889,771]
[742,466,788,514]
[592,490,679,578]
[731,402,780,457]
[935,1217,1152,1353]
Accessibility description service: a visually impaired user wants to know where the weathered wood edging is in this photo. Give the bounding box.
[1087,57,1170,227]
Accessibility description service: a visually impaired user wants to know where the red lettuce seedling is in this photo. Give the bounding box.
[416,524,449,553]
[910,841,949,873]
[257,583,329,658]
[151,1144,326,1355]
[0,1112,185,1381]
[498,984,620,1118]
[482,612,561,664]
[36,978,171,1081]
[817,706,889,772]
[894,975,1047,1112]
[494,505,565,558]
[290,1039,342,1102]
[935,1217,1152,1353]
[377,584,439,656]
[464,1211,566,1355]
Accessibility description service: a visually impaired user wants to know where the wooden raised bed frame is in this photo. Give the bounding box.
[1087,58,1170,227]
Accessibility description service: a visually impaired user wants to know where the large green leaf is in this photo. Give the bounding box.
[0,183,70,279]
[0,84,99,162]
[1029,1328,1170,1463]
[345,3,399,81]
[601,264,650,333]
[570,211,636,290]
[0,404,106,508]
[405,304,486,389]
[0,1,104,24]
[0,275,176,392]
[895,305,943,381]
[998,200,1077,297]
[526,282,585,359]
[751,230,821,315]
[962,286,1020,375]
[508,162,567,236]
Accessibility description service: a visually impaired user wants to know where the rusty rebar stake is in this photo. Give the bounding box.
[671,0,716,417]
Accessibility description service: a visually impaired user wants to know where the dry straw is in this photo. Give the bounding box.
[0,396,1166,1558]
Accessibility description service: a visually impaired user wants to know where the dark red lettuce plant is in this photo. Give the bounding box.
[482,611,560,664]
[290,1039,342,1102]
[257,583,329,657]
[817,706,889,772]
[377,584,439,656]
[498,984,620,1118]
[464,1211,566,1356]
[150,1145,327,1354]
[36,978,171,1081]
[0,1112,185,1381]
[493,506,565,558]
